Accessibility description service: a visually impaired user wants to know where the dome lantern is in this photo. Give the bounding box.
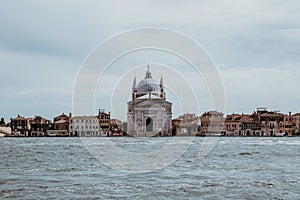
[132,65,165,100]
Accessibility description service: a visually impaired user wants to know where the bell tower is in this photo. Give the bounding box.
[159,75,166,100]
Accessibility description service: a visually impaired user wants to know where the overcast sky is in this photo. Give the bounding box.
[1,0,300,122]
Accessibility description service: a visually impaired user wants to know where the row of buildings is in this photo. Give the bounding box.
[5,107,300,137]
[8,109,123,137]
[3,66,300,137]
[123,66,300,137]
[172,108,300,137]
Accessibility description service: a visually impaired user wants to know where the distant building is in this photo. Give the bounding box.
[225,112,261,136]
[240,112,261,136]
[292,113,300,135]
[30,116,51,136]
[283,112,293,136]
[98,109,123,136]
[47,113,70,136]
[109,119,123,136]
[127,66,172,136]
[69,116,99,137]
[225,109,294,137]
[10,115,31,136]
[258,109,285,136]
[225,113,243,136]
[172,117,183,136]
[98,109,111,136]
[172,113,200,136]
[200,111,225,136]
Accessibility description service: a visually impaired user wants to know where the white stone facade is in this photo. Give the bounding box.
[127,66,172,136]
[69,116,99,137]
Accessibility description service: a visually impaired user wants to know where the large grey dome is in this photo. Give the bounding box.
[136,78,160,94]
[136,67,160,94]
[131,65,166,100]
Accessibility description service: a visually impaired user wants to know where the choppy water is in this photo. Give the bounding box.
[1,137,299,199]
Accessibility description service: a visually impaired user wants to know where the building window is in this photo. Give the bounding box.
[270,122,275,129]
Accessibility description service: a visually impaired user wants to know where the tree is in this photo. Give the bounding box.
[0,118,5,125]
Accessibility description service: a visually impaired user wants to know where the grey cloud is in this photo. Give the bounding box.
[1,0,300,120]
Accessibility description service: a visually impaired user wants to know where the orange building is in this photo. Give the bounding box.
[292,113,300,135]
[225,114,242,136]
[172,113,200,136]
[283,112,293,136]
[47,113,71,136]
[258,109,285,136]
[200,111,225,136]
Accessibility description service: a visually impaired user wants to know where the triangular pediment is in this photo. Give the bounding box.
[135,99,165,108]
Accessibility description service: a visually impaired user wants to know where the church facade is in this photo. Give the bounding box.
[127,66,172,136]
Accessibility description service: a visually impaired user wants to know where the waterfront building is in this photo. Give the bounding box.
[292,113,300,135]
[172,113,200,136]
[109,119,123,136]
[47,113,70,136]
[240,113,261,136]
[200,111,225,136]
[225,109,293,137]
[98,109,111,136]
[69,116,99,137]
[225,113,243,136]
[225,112,261,136]
[127,66,172,136]
[171,117,183,136]
[30,116,51,136]
[283,112,293,136]
[10,115,31,136]
[257,108,284,136]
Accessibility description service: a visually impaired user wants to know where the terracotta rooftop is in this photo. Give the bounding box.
[11,115,26,120]
[260,112,284,117]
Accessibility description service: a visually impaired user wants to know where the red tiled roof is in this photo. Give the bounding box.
[260,112,284,117]
[12,115,26,120]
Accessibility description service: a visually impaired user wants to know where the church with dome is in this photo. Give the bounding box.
[127,66,173,136]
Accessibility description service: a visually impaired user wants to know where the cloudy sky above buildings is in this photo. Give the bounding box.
[1,0,300,121]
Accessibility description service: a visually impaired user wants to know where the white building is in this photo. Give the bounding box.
[69,116,99,137]
[127,66,172,136]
